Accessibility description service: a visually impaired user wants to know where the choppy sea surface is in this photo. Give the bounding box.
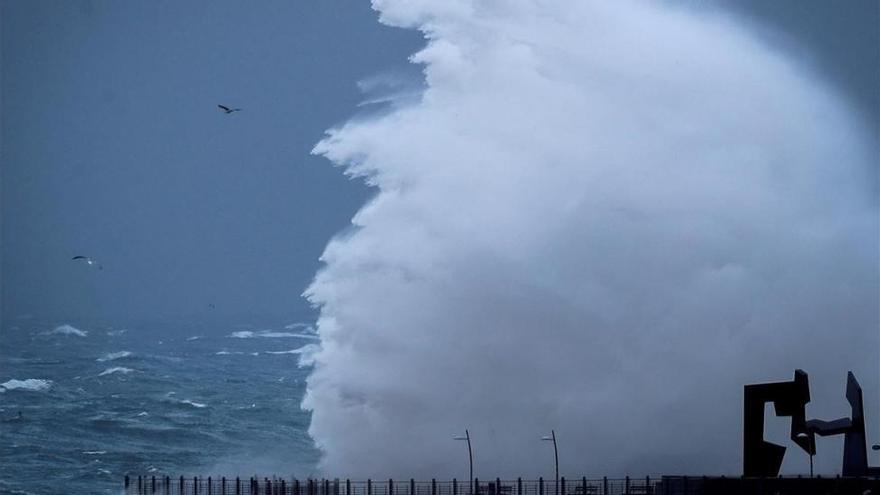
[0,317,321,494]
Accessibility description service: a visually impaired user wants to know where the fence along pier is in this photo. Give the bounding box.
[123,476,660,495]
[123,474,880,495]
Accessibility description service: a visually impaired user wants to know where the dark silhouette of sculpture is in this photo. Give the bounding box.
[806,372,879,476]
[743,369,814,477]
[743,370,879,477]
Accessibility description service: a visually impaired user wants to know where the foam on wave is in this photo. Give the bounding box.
[51,324,87,337]
[97,351,132,362]
[1,379,53,392]
[98,367,134,377]
[229,330,319,340]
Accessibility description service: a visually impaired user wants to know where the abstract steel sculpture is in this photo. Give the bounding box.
[743,369,813,477]
[743,370,879,477]
[807,372,879,476]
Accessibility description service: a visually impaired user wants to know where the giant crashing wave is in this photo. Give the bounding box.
[303,0,878,479]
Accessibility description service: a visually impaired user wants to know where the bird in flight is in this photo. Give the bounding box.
[72,256,103,270]
[217,104,242,114]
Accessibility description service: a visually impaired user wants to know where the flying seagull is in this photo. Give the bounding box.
[72,256,103,270]
[217,105,242,114]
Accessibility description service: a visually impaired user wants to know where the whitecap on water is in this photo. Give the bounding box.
[264,345,312,355]
[263,345,320,368]
[229,330,318,340]
[180,399,207,408]
[284,322,314,331]
[1,379,52,392]
[50,324,87,337]
[98,367,134,377]
[96,351,132,362]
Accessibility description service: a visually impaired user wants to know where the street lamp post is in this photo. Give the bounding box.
[541,430,559,495]
[795,432,814,478]
[454,430,473,495]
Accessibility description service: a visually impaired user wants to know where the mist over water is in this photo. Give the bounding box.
[304,0,878,479]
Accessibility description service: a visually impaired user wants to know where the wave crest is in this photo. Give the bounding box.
[97,351,132,362]
[51,324,87,337]
[98,367,134,377]
[1,379,52,392]
[229,330,318,340]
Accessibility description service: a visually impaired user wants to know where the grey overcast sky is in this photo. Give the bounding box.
[1,0,877,325]
[1,1,423,323]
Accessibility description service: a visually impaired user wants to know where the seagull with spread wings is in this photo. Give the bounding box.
[217,104,242,114]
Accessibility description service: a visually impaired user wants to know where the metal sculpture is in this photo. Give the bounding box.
[743,370,879,477]
[806,372,879,476]
[743,369,814,477]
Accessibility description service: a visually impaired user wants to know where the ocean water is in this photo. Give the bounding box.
[0,318,321,494]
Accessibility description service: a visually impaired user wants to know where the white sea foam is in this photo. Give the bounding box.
[265,344,320,363]
[229,330,319,340]
[1,379,52,392]
[186,336,201,341]
[295,345,319,368]
[284,322,314,331]
[98,367,134,377]
[260,331,318,339]
[265,348,307,355]
[215,351,244,355]
[180,400,207,408]
[83,451,106,455]
[51,324,87,337]
[97,351,132,362]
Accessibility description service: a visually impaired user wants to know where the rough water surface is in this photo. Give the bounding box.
[0,318,319,494]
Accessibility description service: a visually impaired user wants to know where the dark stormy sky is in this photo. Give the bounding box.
[1,0,877,324]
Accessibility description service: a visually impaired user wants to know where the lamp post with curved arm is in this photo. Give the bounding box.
[541,430,559,495]
[795,432,814,477]
[454,430,473,495]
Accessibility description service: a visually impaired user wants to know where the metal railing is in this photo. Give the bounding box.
[123,476,660,495]
[123,474,880,495]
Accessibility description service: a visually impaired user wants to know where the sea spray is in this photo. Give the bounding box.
[304,0,878,478]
